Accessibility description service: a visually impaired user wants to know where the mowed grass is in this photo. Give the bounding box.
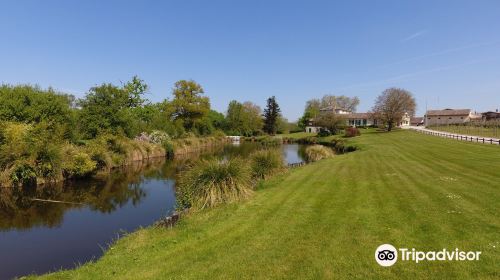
[35,130,500,279]
[431,125,500,138]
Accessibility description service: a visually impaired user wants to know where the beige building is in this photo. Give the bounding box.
[424,109,480,126]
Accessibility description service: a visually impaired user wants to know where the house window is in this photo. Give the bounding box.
[438,117,441,119]
[449,117,452,119]
[460,117,463,119]
[363,119,367,125]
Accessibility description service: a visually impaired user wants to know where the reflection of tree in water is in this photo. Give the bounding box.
[0,160,169,231]
[0,143,291,231]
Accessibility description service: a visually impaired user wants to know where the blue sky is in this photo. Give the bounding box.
[1,0,500,120]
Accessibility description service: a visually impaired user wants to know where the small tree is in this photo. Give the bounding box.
[315,112,345,135]
[371,88,416,131]
[123,75,148,108]
[263,96,281,135]
[171,80,210,131]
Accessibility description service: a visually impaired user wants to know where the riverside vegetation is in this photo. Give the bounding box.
[0,78,297,187]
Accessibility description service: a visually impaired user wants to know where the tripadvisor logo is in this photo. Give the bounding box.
[375,244,398,267]
[375,244,481,267]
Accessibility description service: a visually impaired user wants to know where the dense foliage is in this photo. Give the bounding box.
[0,77,293,187]
[225,100,263,136]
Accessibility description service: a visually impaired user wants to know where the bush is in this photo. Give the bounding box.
[305,145,334,162]
[250,149,285,179]
[61,145,97,178]
[345,127,361,137]
[331,139,357,154]
[177,157,253,210]
[149,130,170,144]
[317,129,331,137]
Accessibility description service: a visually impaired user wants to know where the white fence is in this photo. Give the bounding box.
[412,128,500,145]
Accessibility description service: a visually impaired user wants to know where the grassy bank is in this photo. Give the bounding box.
[35,130,499,279]
[172,136,228,156]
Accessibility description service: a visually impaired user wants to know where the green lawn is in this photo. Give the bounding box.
[430,125,500,138]
[35,130,500,279]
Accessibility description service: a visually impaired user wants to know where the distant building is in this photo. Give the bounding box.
[410,117,424,126]
[344,113,376,127]
[319,106,351,115]
[304,106,410,133]
[481,110,500,121]
[424,109,481,126]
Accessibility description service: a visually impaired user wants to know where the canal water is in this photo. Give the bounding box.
[0,143,306,279]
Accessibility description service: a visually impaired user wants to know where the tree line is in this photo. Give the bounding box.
[0,77,295,141]
[0,77,295,186]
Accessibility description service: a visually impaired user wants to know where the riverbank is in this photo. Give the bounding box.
[0,135,228,188]
[33,130,500,279]
[172,136,228,156]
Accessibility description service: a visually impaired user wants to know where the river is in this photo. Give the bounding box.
[0,143,306,279]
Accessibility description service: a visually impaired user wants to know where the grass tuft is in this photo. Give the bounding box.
[305,145,334,162]
[250,149,286,179]
[177,157,253,210]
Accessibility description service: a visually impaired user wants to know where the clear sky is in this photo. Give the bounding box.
[1,0,500,120]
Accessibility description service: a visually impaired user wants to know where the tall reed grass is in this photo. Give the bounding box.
[177,158,253,210]
[250,149,285,179]
[305,145,334,162]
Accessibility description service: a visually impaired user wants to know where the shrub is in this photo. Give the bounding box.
[177,157,253,210]
[305,145,334,162]
[84,138,114,170]
[250,149,285,179]
[345,127,361,137]
[149,130,170,144]
[331,139,357,154]
[10,161,37,185]
[317,129,331,137]
[61,145,97,178]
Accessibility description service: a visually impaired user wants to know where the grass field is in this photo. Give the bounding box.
[430,125,500,138]
[35,130,500,279]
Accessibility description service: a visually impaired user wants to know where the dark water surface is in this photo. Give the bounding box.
[0,143,306,279]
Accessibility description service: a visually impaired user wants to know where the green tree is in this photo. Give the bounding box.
[276,115,290,134]
[78,76,151,138]
[207,110,225,131]
[315,112,346,135]
[0,85,74,125]
[263,96,281,135]
[225,101,263,136]
[123,75,148,108]
[171,80,210,132]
